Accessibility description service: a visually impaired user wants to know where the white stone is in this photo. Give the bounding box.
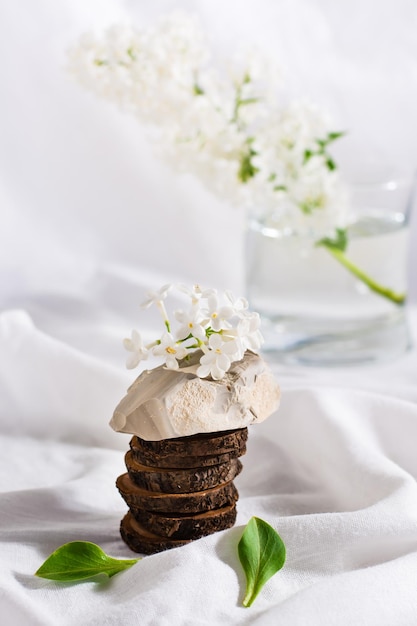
[110,351,280,441]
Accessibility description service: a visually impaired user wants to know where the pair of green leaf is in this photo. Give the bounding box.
[35,517,286,608]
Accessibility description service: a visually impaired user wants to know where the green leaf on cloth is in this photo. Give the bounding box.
[238,517,286,607]
[35,541,140,582]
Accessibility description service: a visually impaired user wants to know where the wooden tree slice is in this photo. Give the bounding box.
[125,451,242,494]
[129,446,244,469]
[120,512,191,554]
[130,428,248,467]
[117,473,239,514]
[130,502,237,540]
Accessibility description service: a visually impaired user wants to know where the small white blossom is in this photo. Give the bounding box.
[174,308,207,342]
[177,283,215,305]
[141,283,172,331]
[225,291,249,317]
[236,313,264,352]
[141,284,171,309]
[123,329,148,369]
[152,332,188,370]
[204,294,235,331]
[119,284,263,379]
[197,334,241,380]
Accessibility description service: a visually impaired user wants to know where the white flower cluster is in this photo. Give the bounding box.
[68,11,347,236]
[123,284,263,380]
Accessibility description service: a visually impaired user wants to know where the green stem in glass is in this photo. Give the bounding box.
[325,247,406,305]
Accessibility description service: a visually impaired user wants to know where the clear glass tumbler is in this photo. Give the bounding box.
[245,174,415,365]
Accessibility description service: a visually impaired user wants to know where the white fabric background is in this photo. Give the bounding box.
[1,2,417,625]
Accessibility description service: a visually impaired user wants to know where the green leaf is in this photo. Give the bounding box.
[238,148,259,183]
[193,83,204,95]
[316,227,348,252]
[237,97,260,106]
[35,541,140,582]
[238,517,286,608]
[327,130,346,142]
[326,157,336,171]
[316,131,345,150]
[303,149,313,164]
[126,47,136,61]
[305,131,345,166]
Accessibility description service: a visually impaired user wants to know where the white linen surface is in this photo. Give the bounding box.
[1,307,417,626]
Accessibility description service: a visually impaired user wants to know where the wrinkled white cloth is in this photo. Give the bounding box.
[1,308,417,626]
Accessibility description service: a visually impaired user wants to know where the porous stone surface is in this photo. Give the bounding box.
[110,351,280,441]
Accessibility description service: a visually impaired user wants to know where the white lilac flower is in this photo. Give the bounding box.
[141,283,172,330]
[120,284,264,379]
[197,334,241,380]
[225,291,249,317]
[68,13,346,238]
[204,294,235,331]
[141,284,171,309]
[237,313,264,352]
[174,308,207,342]
[176,283,215,306]
[123,329,148,369]
[152,332,188,370]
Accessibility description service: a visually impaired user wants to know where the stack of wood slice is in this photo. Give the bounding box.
[117,427,248,554]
